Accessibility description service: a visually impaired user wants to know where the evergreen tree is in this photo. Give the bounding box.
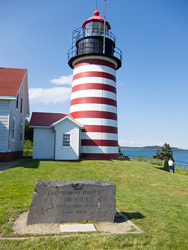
[24,119,33,142]
[153,143,173,160]
[118,145,124,159]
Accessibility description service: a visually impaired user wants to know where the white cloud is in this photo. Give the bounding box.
[29,87,71,104]
[50,75,73,85]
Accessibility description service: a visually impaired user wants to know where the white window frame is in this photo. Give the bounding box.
[63,134,70,147]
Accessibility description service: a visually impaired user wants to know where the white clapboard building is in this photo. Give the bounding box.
[0,68,29,161]
[30,112,83,160]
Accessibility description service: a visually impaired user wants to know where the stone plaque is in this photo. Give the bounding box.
[27,180,116,225]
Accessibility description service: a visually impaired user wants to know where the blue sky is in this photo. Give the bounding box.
[1,0,188,149]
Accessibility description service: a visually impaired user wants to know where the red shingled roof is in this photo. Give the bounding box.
[0,68,27,96]
[30,112,72,127]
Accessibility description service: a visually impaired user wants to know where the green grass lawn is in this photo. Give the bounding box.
[0,160,188,250]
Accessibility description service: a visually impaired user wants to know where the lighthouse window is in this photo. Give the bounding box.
[84,22,107,37]
[63,134,70,147]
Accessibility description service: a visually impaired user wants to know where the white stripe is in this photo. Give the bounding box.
[71,90,117,100]
[73,65,116,76]
[70,103,117,113]
[81,146,118,154]
[72,55,118,68]
[75,118,118,127]
[82,132,118,140]
[72,77,116,88]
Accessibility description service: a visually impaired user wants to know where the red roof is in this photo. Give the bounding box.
[30,112,72,127]
[0,68,27,96]
[82,10,111,29]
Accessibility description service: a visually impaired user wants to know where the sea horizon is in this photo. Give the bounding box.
[121,149,188,169]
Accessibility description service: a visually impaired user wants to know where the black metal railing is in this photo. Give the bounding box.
[68,43,123,62]
[72,27,116,45]
[68,27,123,62]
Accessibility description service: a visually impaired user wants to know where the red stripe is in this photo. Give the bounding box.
[81,153,118,160]
[81,139,118,147]
[83,125,118,134]
[71,97,117,106]
[72,83,116,94]
[73,72,116,81]
[74,59,116,70]
[71,111,117,120]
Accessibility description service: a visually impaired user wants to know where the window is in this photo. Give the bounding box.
[63,134,70,147]
[12,120,15,140]
[20,98,23,113]
[20,132,23,141]
[16,94,19,109]
[20,123,23,141]
[84,22,107,37]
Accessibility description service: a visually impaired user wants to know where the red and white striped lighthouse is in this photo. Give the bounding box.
[68,10,122,159]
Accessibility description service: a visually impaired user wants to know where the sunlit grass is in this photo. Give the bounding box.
[0,160,188,249]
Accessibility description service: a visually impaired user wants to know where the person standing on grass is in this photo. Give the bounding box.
[168,157,174,173]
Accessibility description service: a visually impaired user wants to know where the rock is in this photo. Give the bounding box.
[27,180,116,225]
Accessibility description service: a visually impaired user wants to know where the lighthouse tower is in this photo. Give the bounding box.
[68,10,122,160]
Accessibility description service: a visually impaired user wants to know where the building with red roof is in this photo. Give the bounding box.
[30,112,83,160]
[0,68,29,161]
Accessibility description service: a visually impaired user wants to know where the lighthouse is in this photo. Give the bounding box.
[68,10,122,160]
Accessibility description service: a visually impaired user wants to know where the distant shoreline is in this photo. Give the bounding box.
[120,146,188,151]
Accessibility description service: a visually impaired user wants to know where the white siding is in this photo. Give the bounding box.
[9,99,24,152]
[54,119,80,160]
[8,72,29,152]
[0,100,10,152]
[21,73,29,117]
[33,128,54,159]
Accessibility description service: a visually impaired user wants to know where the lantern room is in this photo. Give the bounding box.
[82,10,111,37]
[68,10,122,69]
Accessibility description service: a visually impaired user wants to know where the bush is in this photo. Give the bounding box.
[131,156,163,166]
[174,166,188,175]
[23,140,33,157]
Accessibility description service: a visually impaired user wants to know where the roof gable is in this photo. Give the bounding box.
[51,116,83,128]
[30,112,72,127]
[0,68,27,97]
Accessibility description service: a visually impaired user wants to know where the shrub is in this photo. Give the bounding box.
[23,140,33,157]
[131,156,163,166]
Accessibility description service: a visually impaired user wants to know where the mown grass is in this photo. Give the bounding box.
[23,140,33,157]
[0,160,188,249]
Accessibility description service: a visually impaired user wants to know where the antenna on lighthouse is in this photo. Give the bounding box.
[103,0,106,54]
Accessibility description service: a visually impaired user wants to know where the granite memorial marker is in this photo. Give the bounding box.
[27,180,116,225]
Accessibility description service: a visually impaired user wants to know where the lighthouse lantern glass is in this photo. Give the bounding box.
[84,22,108,37]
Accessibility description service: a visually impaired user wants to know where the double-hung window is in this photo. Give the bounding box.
[20,98,23,113]
[63,134,70,147]
[16,94,19,109]
[20,123,23,141]
[12,120,15,140]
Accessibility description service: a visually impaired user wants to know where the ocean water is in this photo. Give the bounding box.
[121,149,188,169]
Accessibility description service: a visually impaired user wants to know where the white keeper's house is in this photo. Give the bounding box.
[0,68,29,161]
